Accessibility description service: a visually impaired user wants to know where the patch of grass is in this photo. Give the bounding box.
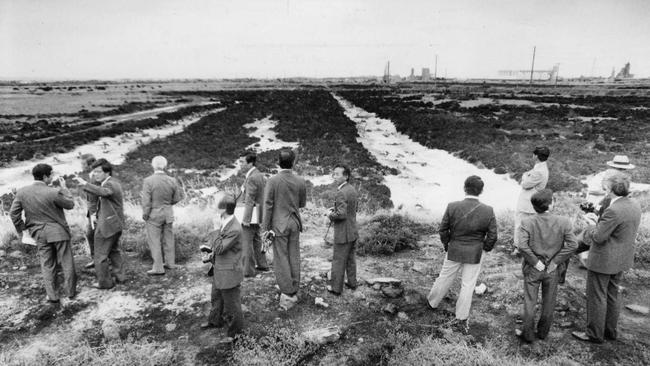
[357,214,428,256]
[230,327,319,365]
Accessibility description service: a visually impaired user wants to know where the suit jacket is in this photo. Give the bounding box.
[328,182,359,244]
[439,198,498,264]
[262,170,307,234]
[10,181,74,243]
[83,177,125,238]
[516,162,549,214]
[518,213,577,268]
[585,196,641,274]
[141,171,183,225]
[208,217,243,289]
[240,167,266,225]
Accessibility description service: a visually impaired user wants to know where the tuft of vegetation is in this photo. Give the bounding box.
[230,327,319,365]
[357,214,428,256]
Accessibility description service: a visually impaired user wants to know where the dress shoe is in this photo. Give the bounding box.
[326,285,341,296]
[164,264,180,270]
[84,262,95,269]
[92,282,115,290]
[46,296,60,304]
[146,270,165,276]
[200,322,220,329]
[344,282,358,290]
[256,266,270,272]
[571,331,603,344]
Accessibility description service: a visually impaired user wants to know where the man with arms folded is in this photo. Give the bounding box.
[326,164,359,296]
[262,149,307,310]
[141,155,184,275]
[516,189,577,343]
[572,173,641,343]
[10,164,76,303]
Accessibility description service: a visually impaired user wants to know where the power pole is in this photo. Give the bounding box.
[434,54,438,80]
[529,46,536,85]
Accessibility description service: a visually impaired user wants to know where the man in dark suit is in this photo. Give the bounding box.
[262,149,307,310]
[427,175,497,332]
[10,164,76,302]
[141,155,183,275]
[201,194,244,340]
[238,152,269,277]
[517,189,577,343]
[572,173,641,343]
[79,153,99,269]
[75,159,126,289]
[326,164,359,296]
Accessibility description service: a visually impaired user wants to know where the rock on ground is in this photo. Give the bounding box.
[625,304,650,315]
[303,327,340,345]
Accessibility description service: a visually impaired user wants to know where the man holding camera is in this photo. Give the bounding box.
[201,194,244,340]
[573,173,641,343]
[10,164,76,302]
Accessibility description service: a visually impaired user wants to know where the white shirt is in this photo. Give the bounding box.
[610,196,623,206]
[465,195,479,200]
[101,176,111,187]
[337,181,347,190]
[245,167,255,179]
[221,214,234,232]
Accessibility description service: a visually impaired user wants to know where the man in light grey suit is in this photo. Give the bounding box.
[262,149,307,310]
[572,173,641,343]
[141,155,183,275]
[75,159,126,289]
[514,146,550,247]
[238,152,269,277]
[326,164,359,296]
[10,164,76,302]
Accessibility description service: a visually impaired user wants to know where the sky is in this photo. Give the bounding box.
[1,0,649,80]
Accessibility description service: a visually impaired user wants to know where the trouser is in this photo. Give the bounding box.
[514,211,535,247]
[586,270,622,341]
[145,221,175,272]
[522,264,559,342]
[94,231,125,289]
[241,224,268,276]
[427,255,482,320]
[38,240,76,300]
[208,284,243,337]
[330,240,357,293]
[272,216,301,295]
[86,217,95,257]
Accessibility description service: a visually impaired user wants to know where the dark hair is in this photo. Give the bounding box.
[334,164,351,182]
[606,173,630,197]
[217,194,236,215]
[91,158,112,176]
[80,153,96,168]
[243,152,257,165]
[464,175,484,196]
[278,149,295,169]
[533,146,550,162]
[32,164,53,181]
[531,189,553,213]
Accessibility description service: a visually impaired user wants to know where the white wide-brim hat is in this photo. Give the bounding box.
[606,155,635,170]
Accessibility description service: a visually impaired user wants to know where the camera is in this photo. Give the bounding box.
[579,201,596,214]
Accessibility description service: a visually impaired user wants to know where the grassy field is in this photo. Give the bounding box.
[1,81,649,365]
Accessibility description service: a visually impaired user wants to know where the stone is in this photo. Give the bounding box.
[365,277,402,286]
[352,291,366,300]
[165,323,177,332]
[372,284,382,291]
[315,297,329,308]
[474,283,487,295]
[18,266,27,271]
[625,304,650,315]
[560,321,573,328]
[382,303,398,315]
[411,262,428,274]
[381,286,403,298]
[8,250,23,259]
[404,291,426,305]
[397,312,409,320]
[302,327,340,345]
[102,319,121,341]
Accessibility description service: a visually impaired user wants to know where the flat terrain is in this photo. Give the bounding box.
[0,80,649,365]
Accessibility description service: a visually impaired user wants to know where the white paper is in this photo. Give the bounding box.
[234,205,259,224]
[21,231,37,246]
